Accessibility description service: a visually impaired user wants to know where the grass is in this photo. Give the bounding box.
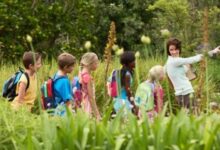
[0,57,220,149]
[0,99,220,149]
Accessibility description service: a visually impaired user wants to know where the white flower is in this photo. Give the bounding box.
[141,35,151,44]
[26,35,32,43]
[112,44,119,51]
[160,29,171,38]
[84,41,91,50]
[116,48,124,56]
[135,51,140,58]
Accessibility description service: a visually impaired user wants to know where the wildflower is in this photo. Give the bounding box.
[141,35,151,44]
[112,44,119,51]
[84,41,91,50]
[116,48,124,56]
[135,51,140,58]
[26,35,32,43]
[160,29,171,38]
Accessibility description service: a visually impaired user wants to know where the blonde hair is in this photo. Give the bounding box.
[148,65,164,82]
[58,52,76,69]
[80,52,98,68]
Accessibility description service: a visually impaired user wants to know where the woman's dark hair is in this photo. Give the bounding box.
[120,51,135,87]
[166,38,182,56]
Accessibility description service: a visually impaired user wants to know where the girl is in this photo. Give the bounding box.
[165,38,220,109]
[113,51,138,115]
[135,65,165,118]
[79,52,101,120]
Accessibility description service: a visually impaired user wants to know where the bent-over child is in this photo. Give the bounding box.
[135,65,165,119]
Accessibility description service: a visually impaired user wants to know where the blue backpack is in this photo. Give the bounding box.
[2,68,29,101]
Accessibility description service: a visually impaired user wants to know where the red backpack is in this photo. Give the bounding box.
[41,76,65,110]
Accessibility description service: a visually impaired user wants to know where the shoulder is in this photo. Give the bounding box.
[54,75,69,85]
[19,73,28,84]
[81,72,92,83]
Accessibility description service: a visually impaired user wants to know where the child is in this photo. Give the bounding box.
[11,51,42,111]
[79,52,101,120]
[135,65,165,118]
[53,52,76,116]
[113,51,138,115]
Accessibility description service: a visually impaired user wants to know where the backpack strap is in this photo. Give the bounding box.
[53,72,68,82]
[18,67,30,91]
[23,72,30,91]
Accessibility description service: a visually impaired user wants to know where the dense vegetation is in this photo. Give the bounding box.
[0,0,220,61]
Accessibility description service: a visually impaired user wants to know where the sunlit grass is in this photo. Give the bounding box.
[0,57,220,149]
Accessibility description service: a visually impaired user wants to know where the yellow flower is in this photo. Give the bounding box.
[84,41,91,50]
[116,48,124,56]
[141,35,151,44]
[26,35,32,43]
[160,29,171,38]
[112,44,119,51]
[135,51,140,58]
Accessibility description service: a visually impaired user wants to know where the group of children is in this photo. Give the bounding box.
[7,37,220,120]
[9,51,102,119]
[8,50,165,120]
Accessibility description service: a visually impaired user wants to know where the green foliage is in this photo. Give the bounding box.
[0,99,220,149]
[0,0,220,62]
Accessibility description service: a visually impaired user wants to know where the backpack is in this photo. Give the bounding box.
[107,70,121,98]
[41,76,65,110]
[72,76,82,107]
[2,67,29,101]
[134,81,154,111]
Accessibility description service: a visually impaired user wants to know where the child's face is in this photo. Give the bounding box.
[65,64,74,74]
[30,57,42,72]
[159,71,165,81]
[91,57,99,71]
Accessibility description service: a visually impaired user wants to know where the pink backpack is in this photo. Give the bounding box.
[107,70,121,97]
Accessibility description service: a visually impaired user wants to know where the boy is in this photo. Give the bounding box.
[53,52,76,115]
[11,51,42,111]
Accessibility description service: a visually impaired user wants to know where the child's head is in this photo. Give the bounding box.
[148,65,165,82]
[80,52,99,71]
[120,51,135,69]
[58,52,76,73]
[23,51,42,72]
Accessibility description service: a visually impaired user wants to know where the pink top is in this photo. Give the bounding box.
[80,71,94,114]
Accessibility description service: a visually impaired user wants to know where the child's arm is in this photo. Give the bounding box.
[87,80,101,120]
[16,82,27,103]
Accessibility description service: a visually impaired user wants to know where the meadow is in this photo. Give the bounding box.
[0,56,220,149]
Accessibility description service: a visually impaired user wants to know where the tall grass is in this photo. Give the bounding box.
[0,100,220,149]
[0,58,220,149]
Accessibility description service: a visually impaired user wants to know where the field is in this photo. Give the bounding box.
[0,57,220,149]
